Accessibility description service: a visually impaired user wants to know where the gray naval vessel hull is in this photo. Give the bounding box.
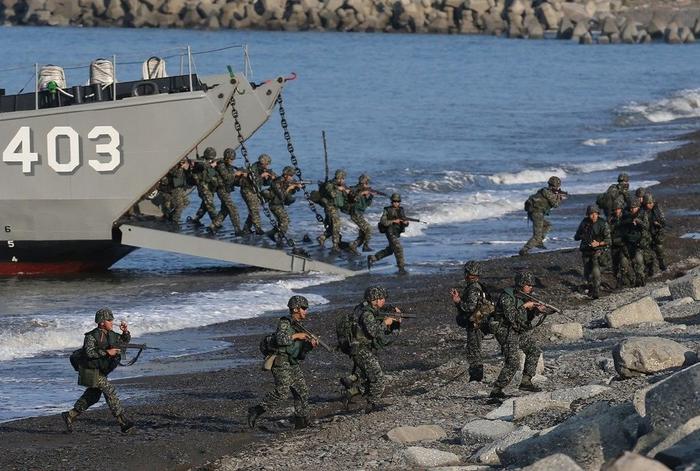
[0,69,346,276]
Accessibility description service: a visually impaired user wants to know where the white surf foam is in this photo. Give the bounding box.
[488,168,567,186]
[620,88,700,124]
[407,170,476,192]
[566,154,656,174]
[0,274,342,362]
[582,138,609,146]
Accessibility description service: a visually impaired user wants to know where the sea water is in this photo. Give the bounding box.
[0,26,699,421]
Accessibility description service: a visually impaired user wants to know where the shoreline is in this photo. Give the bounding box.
[0,131,698,469]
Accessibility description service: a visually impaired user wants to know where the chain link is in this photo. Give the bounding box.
[230,93,296,249]
[276,93,326,226]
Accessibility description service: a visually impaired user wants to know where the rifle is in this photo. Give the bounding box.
[552,188,569,200]
[322,130,329,182]
[402,216,427,224]
[515,291,573,323]
[115,343,160,367]
[292,321,335,353]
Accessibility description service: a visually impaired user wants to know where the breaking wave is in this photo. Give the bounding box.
[582,138,610,146]
[407,170,477,192]
[488,169,567,185]
[618,88,700,124]
[0,275,340,362]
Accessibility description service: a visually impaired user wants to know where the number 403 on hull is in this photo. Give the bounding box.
[2,126,121,174]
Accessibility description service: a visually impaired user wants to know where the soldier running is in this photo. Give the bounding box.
[187,147,220,226]
[62,308,135,434]
[597,172,631,219]
[318,169,350,252]
[347,174,375,254]
[240,153,276,235]
[621,198,650,287]
[247,295,317,430]
[368,193,409,275]
[490,272,546,400]
[574,205,611,299]
[264,166,303,246]
[450,261,491,382]
[211,148,245,235]
[642,193,667,275]
[519,176,566,256]
[609,197,634,288]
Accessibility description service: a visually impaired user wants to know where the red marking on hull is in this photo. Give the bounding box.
[0,261,110,276]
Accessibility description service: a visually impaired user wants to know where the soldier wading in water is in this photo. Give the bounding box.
[368,193,409,274]
[450,261,493,382]
[490,272,547,400]
[62,308,135,433]
[519,176,566,256]
[248,295,318,430]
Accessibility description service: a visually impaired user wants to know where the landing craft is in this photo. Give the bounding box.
[0,46,353,276]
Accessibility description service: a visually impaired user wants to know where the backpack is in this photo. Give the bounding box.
[259,333,278,357]
[69,348,85,372]
[335,307,359,355]
[377,221,387,234]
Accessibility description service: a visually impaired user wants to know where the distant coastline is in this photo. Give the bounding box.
[2,0,700,44]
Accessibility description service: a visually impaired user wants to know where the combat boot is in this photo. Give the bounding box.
[206,223,221,234]
[364,402,385,414]
[367,255,376,269]
[293,416,310,429]
[116,414,135,433]
[518,247,529,257]
[186,216,202,226]
[519,376,542,393]
[254,227,265,236]
[347,242,360,256]
[659,261,667,271]
[468,366,484,382]
[247,405,265,429]
[61,409,79,433]
[590,287,600,300]
[362,243,373,252]
[397,267,408,275]
[489,387,507,399]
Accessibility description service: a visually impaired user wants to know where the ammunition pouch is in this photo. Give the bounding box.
[78,366,100,388]
[455,312,470,329]
[262,354,277,371]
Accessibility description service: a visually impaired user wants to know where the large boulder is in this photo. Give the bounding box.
[602,451,671,470]
[473,426,538,465]
[386,425,447,444]
[605,296,663,328]
[549,322,583,340]
[536,2,561,30]
[669,275,700,300]
[512,385,610,420]
[654,430,700,469]
[612,337,695,379]
[560,2,589,23]
[461,419,517,443]
[399,446,460,468]
[499,402,643,469]
[523,454,583,471]
[647,416,700,458]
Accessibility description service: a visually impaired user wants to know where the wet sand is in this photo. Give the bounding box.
[0,132,699,471]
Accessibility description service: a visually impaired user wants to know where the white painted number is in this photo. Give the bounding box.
[88,126,121,172]
[47,126,80,173]
[2,126,121,174]
[2,126,40,174]
[7,241,14,248]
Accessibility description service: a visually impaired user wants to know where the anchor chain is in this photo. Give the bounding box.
[230,93,295,249]
[276,93,326,226]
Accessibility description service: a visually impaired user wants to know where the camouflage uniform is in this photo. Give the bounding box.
[642,194,667,275]
[62,308,133,433]
[574,205,612,299]
[608,200,634,288]
[168,161,191,223]
[520,176,565,256]
[621,199,650,287]
[596,173,631,219]
[318,170,349,251]
[453,263,487,381]
[347,175,374,252]
[240,154,275,235]
[264,167,300,245]
[211,149,242,233]
[370,193,408,274]
[491,273,543,398]
[190,148,219,224]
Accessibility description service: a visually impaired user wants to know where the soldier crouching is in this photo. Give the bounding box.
[62,308,134,433]
[248,295,317,430]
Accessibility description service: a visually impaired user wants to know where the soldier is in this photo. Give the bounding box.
[318,169,350,252]
[642,193,667,275]
[519,176,566,256]
[490,272,547,400]
[168,158,192,223]
[608,197,634,288]
[574,205,611,299]
[347,174,375,254]
[368,193,409,274]
[247,295,317,430]
[211,148,245,234]
[450,261,491,382]
[634,187,646,206]
[265,166,303,246]
[240,153,276,235]
[187,147,219,226]
[597,173,631,219]
[61,308,134,434]
[352,286,401,413]
[621,198,650,287]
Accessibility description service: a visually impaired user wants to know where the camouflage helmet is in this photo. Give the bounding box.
[628,198,641,209]
[515,271,535,288]
[202,147,217,160]
[586,204,600,215]
[612,197,626,210]
[642,193,654,205]
[634,187,646,198]
[390,193,401,203]
[258,154,272,165]
[334,169,346,180]
[358,174,370,184]
[617,173,629,183]
[95,308,114,323]
[463,260,480,276]
[364,285,387,302]
[223,148,235,160]
[287,295,309,310]
[548,176,561,188]
[282,166,296,177]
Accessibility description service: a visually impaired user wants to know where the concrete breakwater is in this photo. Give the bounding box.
[2,0,700,44]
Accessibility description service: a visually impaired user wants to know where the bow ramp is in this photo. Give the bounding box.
[117,224,356,276]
